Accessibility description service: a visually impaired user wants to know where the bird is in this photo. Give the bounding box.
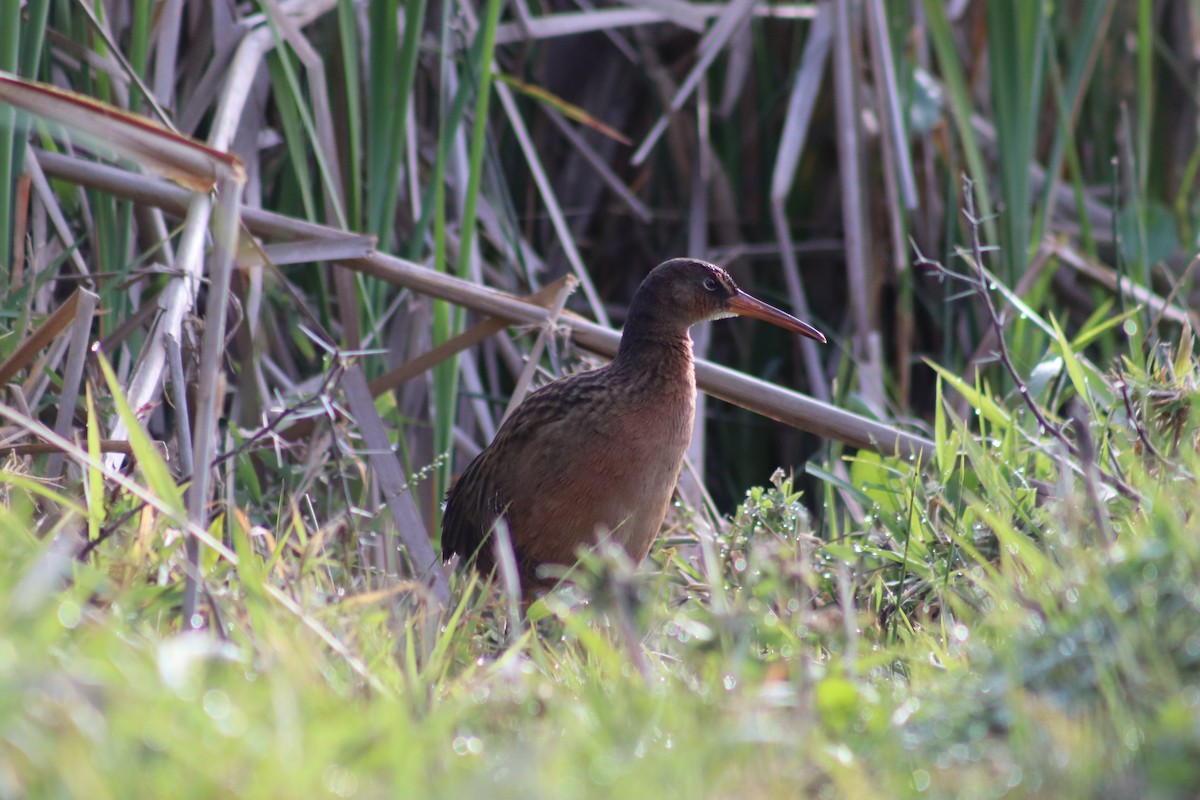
[441,257,826,595]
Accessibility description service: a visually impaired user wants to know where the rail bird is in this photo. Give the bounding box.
[441,257,826,594]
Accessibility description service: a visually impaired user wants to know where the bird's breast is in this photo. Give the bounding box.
[512,370,695,570]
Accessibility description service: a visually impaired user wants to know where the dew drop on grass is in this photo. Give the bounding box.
[203,689,231,720]
[452,736,481,756]
[723,674,737,691]
[892,697,920,726]
[58,600,81,629]
[322,765,359,797]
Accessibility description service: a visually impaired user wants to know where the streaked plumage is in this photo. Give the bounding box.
[441,258,825,593]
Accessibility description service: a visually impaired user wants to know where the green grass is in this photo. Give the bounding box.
[4,317,1200,796]
[3,2,1200,797]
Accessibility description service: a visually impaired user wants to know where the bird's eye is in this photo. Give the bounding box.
[703,277,719,292]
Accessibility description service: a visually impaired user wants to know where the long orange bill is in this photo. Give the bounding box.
[727,291,827,343]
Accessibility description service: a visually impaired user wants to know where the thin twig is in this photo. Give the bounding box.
[957,177,1138,502]
[1113,360,1169,466]
[915,180,1138,502]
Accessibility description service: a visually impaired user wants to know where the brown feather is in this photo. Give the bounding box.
[440,258,825,593]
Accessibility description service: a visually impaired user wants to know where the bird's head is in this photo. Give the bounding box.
[626,258,827,343]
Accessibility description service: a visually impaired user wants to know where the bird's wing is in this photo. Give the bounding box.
[441,447,504,569]
[440,368,613,567]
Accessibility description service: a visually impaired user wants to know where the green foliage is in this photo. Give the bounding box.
[4,1,1200,797]
[4,322,1200,796]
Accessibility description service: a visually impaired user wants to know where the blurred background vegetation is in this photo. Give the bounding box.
[2,0,1200,796]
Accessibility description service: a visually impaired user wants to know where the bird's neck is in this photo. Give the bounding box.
[612,330,696,390]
